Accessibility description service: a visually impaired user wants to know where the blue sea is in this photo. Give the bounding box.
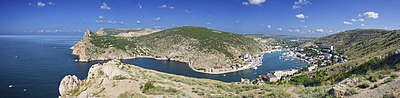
[0,34,307,98]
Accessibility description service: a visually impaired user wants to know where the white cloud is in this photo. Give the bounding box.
[316,29,324,32]
[295,29,300,32]
[293,0,310,9]
[249,0,266,5]
[96,20,103,23]
[206,22,211,25]
[98,16,105,20]
[267,25,271,29]
[300,20,306,22]
[48,2,55,5]
[159,5,167,8]
[154,17,161,21]
[100,2,111,10]
[361,24,365,26]
[288,29,300,33]
[138,3,142,10]
[185,9,191,14]
[37,1,46,7]
[158,4,174,9]
[359,12,379,19]
[277,28,282,31]
[351,18,365,22]
[242,2,249,5]
[29,1,55,8]
[295,14,306,19]
[343,21,353,25]
[242,0,266,5]
[136,20,143,24]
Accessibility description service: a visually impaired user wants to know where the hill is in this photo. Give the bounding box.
[71,26,264,74]
[292,29,400,97]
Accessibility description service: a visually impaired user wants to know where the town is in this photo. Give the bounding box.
[240,43,350,84]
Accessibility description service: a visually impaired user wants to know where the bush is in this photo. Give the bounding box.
[383,78,393,83]
[113,75,127,80]
[344,88,358,96]
[395,64,400,70]
[357,81,371,89]
[367,75,378,82]
[140,81,155,93]
[372,83,382,88]
[390,73,399,78]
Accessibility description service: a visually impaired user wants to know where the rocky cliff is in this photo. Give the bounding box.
[71,30,134,62]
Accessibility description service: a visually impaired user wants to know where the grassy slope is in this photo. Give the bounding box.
[89,26,263,65]
[291,29,400,86]
[68,60,329,98]
[135,26,263,59]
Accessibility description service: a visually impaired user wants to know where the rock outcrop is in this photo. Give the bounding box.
[71,30,134,62]
[59,75,83,97]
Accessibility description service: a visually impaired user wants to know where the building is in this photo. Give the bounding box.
[307,65,318,71]
[262,73,279,82]
[324,46,334,51]
[239,53,252,62]
[263,69,299,82]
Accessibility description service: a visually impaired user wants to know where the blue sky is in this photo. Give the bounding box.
[0,0,399,36]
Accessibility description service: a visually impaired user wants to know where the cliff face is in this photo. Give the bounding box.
[71,30,134,62]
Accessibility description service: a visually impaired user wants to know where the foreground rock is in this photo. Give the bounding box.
[59,60,329,98]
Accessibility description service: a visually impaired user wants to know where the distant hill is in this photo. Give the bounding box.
[96,28,161,37]
[72,26,264,72]
[312,29,400,60]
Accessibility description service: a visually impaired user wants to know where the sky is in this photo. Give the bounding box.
[0,0,399,37]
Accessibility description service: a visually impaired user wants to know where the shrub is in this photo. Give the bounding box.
[383,78,393,83]
[367,74,378,82]
[344,88,358,96]
[390,73,399,78]
[357,81,371,89]
[372,83,382,88]
[113,75,127,80]
[394,64,400,70]
[140,81,155,93]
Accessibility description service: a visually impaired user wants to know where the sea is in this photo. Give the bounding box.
[0,34,307,98]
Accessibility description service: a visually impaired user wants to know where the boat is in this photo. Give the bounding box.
[252,66,258,70]
[8,85,13,88]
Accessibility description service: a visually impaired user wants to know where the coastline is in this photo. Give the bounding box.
[74,51,269,75]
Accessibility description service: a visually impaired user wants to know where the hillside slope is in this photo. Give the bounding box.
[58,60,329,98]
[313,29,400,59]
[71,26,264,73]
[292,29,400,97]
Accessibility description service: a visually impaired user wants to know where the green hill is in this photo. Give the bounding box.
[74,26,264,72]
